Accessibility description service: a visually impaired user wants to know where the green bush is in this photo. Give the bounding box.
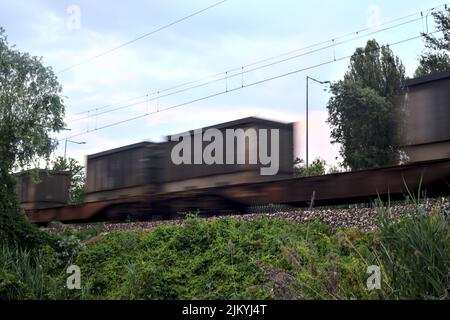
[1,204,448,300]
[72,216,380,300]
[0,209,51,250]
[0,173,53,251]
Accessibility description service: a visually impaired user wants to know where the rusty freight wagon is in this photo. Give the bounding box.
[15,170,71,210]
[160,117,294,193]
[84,141,164,203]
[24,157,450,224]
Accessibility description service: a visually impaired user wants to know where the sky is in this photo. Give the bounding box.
[0,0,447,167]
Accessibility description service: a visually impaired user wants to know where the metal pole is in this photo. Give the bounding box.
[64,140,86,161]
[64,139,68,161]
[306,76,309,171]
[305,76,330,174]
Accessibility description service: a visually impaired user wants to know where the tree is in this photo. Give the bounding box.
[415,8,450,77]
[0,27,65,248]
[328,164,344,174]
[294,158,326,177]
[326,40,405,171]
[52,157,85,205]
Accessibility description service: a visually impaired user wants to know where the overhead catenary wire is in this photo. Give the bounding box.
[65,2,449,119]
[69,94,149,118]
[60,31,439,142]
[67,15,428,124]
[55,0,229,74]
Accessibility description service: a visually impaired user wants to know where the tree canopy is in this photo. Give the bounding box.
[0,27,65,172]
[0,27,65,249]
[326,40,405,171]
[415,8,450,77]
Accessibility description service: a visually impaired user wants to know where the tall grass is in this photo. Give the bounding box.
[0,244,46,299]
[374,196,449,300]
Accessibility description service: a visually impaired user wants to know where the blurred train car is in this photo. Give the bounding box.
[17,71,450,223]
[398,70,450,162]
[80,116,293,215]
[15,170,71,210]
[84,142,163,203]
[161,117,294,193]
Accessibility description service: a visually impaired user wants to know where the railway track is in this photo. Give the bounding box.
[26,158,450,224]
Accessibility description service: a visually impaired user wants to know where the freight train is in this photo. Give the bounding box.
[17,71,450,223]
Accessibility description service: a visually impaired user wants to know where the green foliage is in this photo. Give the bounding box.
[60,224,103,242]
[0,174,51,250]
[0,27,65,251]
[375,202,450,299]
[1,203,448,300]
[326,39,405,170]
[328,165,344,174]
[52,157,85,205]
[0,243,63,299]
[294,158,345,177]
[53,235,85,265]
[0,27,65,171]
[294,158,327,177]
[71,217,379,300]
[0,244,45,299]
[415,8,450,77]
[0,229,91,300]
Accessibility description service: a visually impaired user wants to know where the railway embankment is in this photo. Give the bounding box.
[45,198,450,234]
[2,197,448,299]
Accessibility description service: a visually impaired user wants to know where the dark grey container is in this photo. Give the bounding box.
[160,117,294,192]
[85,142,163,202]
[398,70,450,162]
[15,170,71,210]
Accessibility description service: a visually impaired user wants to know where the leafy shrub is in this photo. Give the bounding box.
[294,158,327,177]
[0,208,52,250]
[2,204,448,300]
[0,243,50,299]
[0,179,52,251]
[1,233,87,300]
[73,216,380,300]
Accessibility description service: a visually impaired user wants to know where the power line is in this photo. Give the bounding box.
[56,0,229,74]
[66,15,427,124]
[68,94,149,118]
[60,31,436,142]
[65,2,449,119]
